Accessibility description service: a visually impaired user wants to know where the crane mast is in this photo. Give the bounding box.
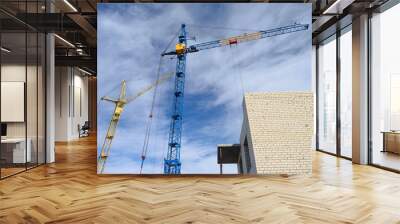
[162,23,308,174]
[164,24,187,174]
[98,81,127,174]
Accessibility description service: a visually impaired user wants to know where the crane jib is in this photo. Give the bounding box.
[161,24,308,57]
[189,24,308,52]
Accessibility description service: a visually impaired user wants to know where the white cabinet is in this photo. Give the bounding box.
[1,138,32,163]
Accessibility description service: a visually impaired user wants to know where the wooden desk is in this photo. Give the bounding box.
[1,138,31,163]
[382,131,400,154]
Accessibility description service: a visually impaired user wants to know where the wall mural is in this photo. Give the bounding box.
[97,3,312,174]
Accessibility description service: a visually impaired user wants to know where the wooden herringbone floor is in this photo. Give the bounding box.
[1,135,400,224]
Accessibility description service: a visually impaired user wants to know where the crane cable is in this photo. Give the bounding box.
[139,31,179,174]
[189,24,246,95]
[139,56,163,174]
[227,42,245,98]
[233,46,245,95]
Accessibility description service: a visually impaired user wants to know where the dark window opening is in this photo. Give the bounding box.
[244,137,251,173]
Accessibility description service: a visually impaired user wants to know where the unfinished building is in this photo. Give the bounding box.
[238,92,314,175]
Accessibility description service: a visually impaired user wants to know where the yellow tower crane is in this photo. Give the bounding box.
[97,72,174,174]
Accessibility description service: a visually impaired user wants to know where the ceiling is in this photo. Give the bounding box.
[1,0,98,74]
[0,0,394,74]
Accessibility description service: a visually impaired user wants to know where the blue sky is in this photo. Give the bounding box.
[98,3,311,174]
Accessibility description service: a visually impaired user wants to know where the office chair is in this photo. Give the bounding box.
[79,121,90,138]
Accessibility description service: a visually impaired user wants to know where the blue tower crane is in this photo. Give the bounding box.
[162,23,309,174]
[163,24,187,174]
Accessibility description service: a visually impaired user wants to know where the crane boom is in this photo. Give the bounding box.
[97,72,173,174]
[162,23,309,174]
[162,23,308,56]
[125,72,174,103]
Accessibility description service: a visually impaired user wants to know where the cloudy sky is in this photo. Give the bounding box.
[98,3,311,174]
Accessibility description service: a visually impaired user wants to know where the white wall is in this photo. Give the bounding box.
[55,67,89,141]
[240,92,314,175]
[1,65,26,129]
[1,82,25,122]
[55,67,69,141]
[1,63,46,164]
[1,65,40,138]
[73,73,89,137]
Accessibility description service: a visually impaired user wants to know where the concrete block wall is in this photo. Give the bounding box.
[240,92,314,175]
